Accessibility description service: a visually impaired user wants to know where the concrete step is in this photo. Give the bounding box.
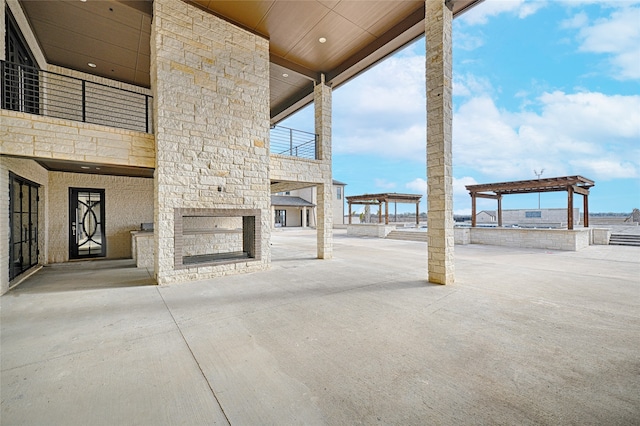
[609,234,640,247]
[386,230,428,242]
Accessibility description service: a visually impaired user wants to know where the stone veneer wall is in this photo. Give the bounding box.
[47,172,153,263]
[151,0,270,284]
[0,111,155,168]
[181,216,243,256]
[0,157,48,294]
[347,224,396,238]
[469,227,591,251]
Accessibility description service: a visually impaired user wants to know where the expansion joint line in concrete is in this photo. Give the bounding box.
[155,287,232,425]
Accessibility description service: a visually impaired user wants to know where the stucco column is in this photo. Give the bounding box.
[315,76,332,259]
[425,0,454,285]
[302,206,307,227]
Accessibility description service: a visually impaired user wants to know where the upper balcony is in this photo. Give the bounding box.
[1,60,152,134]
[269,125,317,160]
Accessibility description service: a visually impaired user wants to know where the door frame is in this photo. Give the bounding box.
[69,187,106,259]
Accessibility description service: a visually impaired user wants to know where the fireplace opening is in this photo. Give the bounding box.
[174,209,260,268]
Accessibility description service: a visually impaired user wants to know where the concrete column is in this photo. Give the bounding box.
[302,207,307,227]
[425,0,454,285]
[315,76,333,259]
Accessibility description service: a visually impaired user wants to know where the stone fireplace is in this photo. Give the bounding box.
[174,208,260,269]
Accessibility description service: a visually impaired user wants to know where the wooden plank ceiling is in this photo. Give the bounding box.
[18,0,482,123]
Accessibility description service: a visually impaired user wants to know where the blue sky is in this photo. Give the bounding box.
[280,0,640,214]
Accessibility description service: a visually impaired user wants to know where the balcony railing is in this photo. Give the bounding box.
[270,125,318,160]
[1,60,152,133]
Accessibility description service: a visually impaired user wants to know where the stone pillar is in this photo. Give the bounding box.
[151,0,271,284]
[425,0,454,285]
[315,76,332,259]
[302,207,308,227]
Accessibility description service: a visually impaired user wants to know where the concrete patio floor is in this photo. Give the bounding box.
[1,229,639,425]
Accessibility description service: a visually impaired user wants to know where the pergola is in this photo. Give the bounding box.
[346,193,423,225]
[465,176,595,230]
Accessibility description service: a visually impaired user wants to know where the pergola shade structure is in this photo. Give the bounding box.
[465,176,595,230]
[346,193,422,225]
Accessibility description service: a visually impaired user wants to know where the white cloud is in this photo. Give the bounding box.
[375,179,397,190]
[453,91,640,181]
[453,74,494,98]
[405,176,481,215]
[333,51,426,159]
[454,32,485,51]
[560,11,589,28]
[569,6,640,80]
[460,0,546,25]
[406,178,427,193]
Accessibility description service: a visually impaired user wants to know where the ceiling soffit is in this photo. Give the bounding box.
[16,0,483,123]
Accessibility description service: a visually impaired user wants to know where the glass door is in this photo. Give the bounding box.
[69,188,106,259]
[9,173,39,281]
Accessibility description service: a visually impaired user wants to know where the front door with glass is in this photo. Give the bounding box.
[69,188,106,259]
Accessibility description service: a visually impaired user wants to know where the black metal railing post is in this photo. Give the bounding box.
[1,60,152,133]
[145,95,150,133]
[269,125,318,160]
[289,128,293,156]
[81,80,86,123]
[0,61,4,110]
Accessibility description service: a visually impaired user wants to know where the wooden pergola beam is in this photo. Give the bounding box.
[466,175,595,229]
[346,193,423,225]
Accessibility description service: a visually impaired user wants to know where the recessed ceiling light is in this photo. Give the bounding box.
[318,37,327,43]
[282,73,288,78]
[81,166,90,169]
[88,63,96,68]
[95,167,101,170]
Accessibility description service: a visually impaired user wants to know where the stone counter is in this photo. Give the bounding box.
[131,231,154,269]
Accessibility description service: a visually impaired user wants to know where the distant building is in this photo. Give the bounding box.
[271,180,346,227]
[476,208,581,227]
[476,210,497,223]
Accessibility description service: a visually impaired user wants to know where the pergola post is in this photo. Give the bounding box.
[471,193,477,227]
[348,202,352,224]
[385,201,389,225]
[416,202,419,225]
[567,185,574,230]
[497,194,503,227]
[583,194,589,227]
[378,202,382,223]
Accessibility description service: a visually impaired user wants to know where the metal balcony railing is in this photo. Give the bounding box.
[1,60,152,133]
[270,125,318,160]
